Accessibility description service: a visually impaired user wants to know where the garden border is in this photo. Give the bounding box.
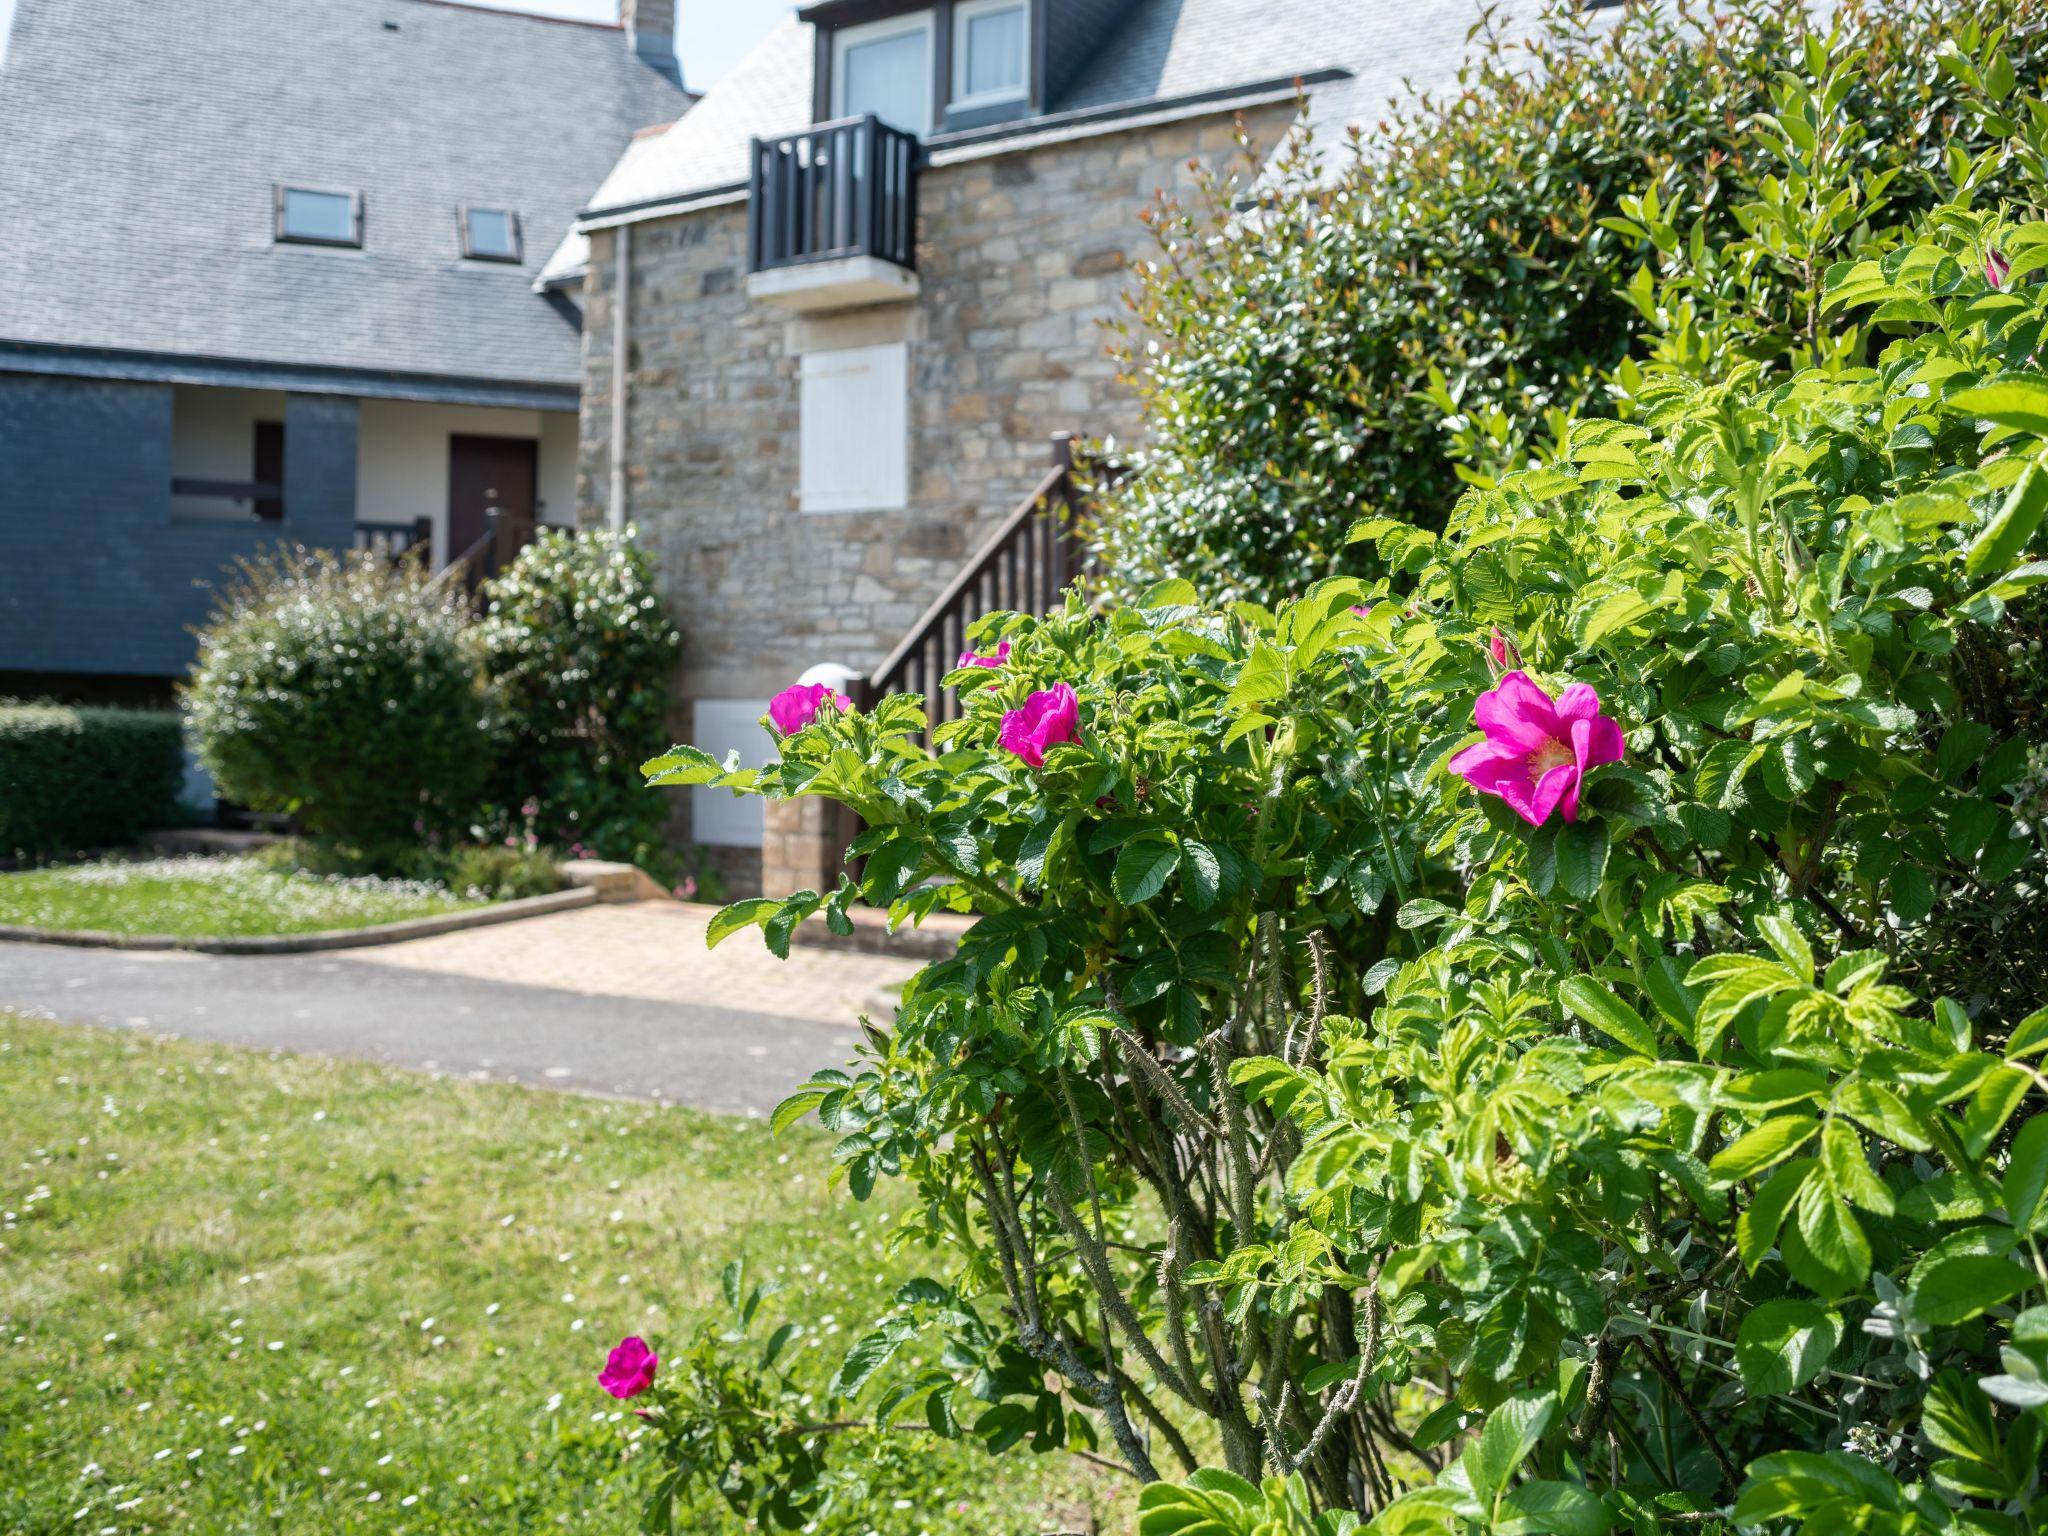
[0,886,599,955]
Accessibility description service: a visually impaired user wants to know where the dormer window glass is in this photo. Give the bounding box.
[832,12,933,136]
[461,206,523,263]
[274,185,362,248]
[953,0,1026,108]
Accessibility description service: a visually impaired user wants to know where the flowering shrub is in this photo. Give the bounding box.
[476,527,680,871]
[629,32,2048,1536]
[186,549,487,858]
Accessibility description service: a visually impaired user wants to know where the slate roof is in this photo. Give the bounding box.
[581,0,1531,224]
[0,0,690,404]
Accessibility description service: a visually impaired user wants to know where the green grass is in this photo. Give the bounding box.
[0,1015,1119,1535]
[0,855,481,938]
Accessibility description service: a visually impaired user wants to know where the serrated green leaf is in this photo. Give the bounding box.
[1558,976,1659,1057]
[1113,836,1180,906]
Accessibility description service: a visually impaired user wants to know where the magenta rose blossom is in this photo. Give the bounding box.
[1987,247,2012,290]
[1448,670,1624,827]
[958,641,1011,670]
[999,683,1082,767]
[767,683,846,736]
[599,1336,658,1400]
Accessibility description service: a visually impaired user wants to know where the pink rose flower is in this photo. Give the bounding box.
[767,683,846,736]
[999,683,1082,768]
[599,1336,658,1400]
[1350,604,1373,619]
[1447,670,1624,827]
[958,641,1011,670]
[1987,248,2011,290]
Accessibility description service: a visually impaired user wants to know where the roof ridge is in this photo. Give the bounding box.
[388,0,624,33]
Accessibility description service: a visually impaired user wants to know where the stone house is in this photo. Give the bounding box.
[0,0,689,698]
[561,0,1519,895]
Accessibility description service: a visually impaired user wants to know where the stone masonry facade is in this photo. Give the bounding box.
[577,103,1294,893]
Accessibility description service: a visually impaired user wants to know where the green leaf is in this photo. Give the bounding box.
[1462,1392,1556,1506]
[707,897,780,950]
[1951,374,2048,437]
[830,1316,917,1397]
[1557,976,1659,1057]
[1739,1159,1815,1272]
[1789,1177,1870,1296]
[1736,1299,1842,1396]
[1182,841,1223,911]
[1967,456,2048,578]
[1757,911,1814,983]
[1113,836,1180,906]
[1497,1480,1609,1536]
[769,1087,829,1136]
[1555,819,1610,900]
[2005,1114,2048,1231]
[1912,1254,2034,1327]
[1711,1115,1820,1185]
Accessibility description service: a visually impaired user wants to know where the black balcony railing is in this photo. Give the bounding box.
[747,114,918,275]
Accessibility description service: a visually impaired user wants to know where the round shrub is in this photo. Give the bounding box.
[476,526,680,870]
[184,549,488,857]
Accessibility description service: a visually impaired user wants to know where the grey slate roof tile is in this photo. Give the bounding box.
[0,0,690,391]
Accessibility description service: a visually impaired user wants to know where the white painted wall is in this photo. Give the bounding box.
[170,386,289,522]
[689,699,773,848]
[356,399,579,564]
[168,387,576,558]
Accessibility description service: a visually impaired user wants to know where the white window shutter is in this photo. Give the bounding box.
[800,342,909,513]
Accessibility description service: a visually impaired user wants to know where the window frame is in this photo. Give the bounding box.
[273,184,363,249]
[458,204,524,264]
[950,0,1028,111]
[831,10,936,136]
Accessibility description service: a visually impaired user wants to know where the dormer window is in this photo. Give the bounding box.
[461,206,523,263]
[274,185,362,248]
[832,12,933,136]
[953,0,1026,109]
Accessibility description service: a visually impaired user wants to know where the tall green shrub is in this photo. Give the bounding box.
[0,704,185,859]
[1094,0,2048,607]
[615,31,2048,1536]
[475,526,680,870]
[184,550,487,858]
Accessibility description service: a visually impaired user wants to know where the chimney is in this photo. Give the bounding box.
[621,0,683,88]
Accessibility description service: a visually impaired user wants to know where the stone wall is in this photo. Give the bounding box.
[578,103,1294,887]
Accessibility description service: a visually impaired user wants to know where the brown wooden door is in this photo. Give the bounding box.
[447,434,538,577]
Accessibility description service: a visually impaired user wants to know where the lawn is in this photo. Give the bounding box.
[0,1015,1120,1534]
[0,855,482,938]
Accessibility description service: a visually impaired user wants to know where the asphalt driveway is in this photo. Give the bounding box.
[0,905,916,1114]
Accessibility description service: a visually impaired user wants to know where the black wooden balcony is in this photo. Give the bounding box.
[747,114,918,277]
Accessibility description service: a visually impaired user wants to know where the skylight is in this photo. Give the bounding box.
[275,186,362,248]
[462,206,523,263]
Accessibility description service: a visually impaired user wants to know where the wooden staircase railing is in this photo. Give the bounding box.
[858,434,1091,734]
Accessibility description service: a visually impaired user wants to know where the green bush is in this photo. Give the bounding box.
[622,33,2048,1536]
[476,526,681,873]
[0,703,186,859]
[1094,0,2048,607]
[184,550,488,861]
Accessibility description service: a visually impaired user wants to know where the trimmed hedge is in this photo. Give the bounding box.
[0,703,187,859]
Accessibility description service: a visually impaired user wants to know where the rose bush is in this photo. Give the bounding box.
[621,31,2048,1536]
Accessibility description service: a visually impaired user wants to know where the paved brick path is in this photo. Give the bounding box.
[346,903,914,1023]
[0,904,921,1113]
